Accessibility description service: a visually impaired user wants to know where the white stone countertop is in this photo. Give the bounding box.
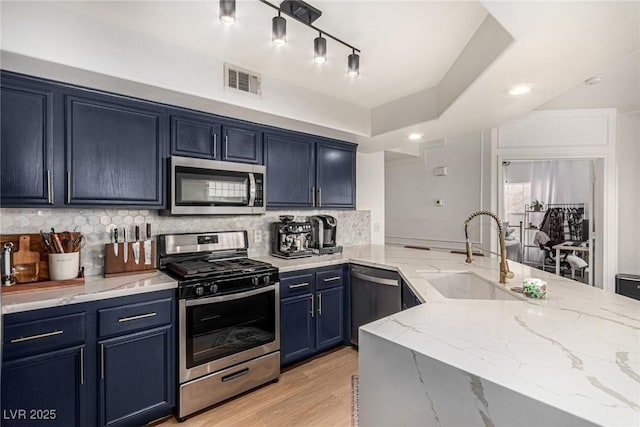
[2,271,177,315]
[300,245,639,427]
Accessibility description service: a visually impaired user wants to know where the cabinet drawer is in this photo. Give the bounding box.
[3,312,85,361]
[280,272,315,298]
[98,297,172,338]
[316,268,344,290]
[616,275,640,301]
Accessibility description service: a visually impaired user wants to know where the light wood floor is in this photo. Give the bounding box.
[155,346,358,427]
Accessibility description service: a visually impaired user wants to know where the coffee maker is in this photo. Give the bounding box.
[309,215,343,255]
[271,216,314,259]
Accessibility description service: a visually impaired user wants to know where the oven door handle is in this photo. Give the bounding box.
[185,284,276,306]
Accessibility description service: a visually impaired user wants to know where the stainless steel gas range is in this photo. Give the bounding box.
[158,231,280,421]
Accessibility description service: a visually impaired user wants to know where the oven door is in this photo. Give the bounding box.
[179,284,280,383]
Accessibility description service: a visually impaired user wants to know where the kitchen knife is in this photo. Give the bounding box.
[135,225,140,242]
[144,223,152,265]
[123,227,128,263]
[113,228,119,257]
[132,241,140,264]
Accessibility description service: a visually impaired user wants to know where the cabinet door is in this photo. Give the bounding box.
[0,77,55,206]
[316,141,356,208]
[264,133,315,208]
[280,294,315,365]
[65,94,165,206]
[315,287,344,351]
[222,125,263,164]
[1,346,86,427]
[98,326,174,427]
[170,112,221,159]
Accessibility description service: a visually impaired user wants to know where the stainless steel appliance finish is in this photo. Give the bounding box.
[271,218,313,259]
[168,156,266,215]
[158,231,280,420]
[1,242,15,286]
[350,265,401,345]
[179,352,280,419]
[309,215,343,255]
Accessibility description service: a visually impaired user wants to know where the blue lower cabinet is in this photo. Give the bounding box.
[315,287,344,351]
[280,265,348,366]
[280,294,315,365]
[1,346,86,427]
[98,326,174,427]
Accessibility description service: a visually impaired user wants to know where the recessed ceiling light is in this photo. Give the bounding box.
[408,133,423,141]
[584,75,603,86]
[507,84,532,96]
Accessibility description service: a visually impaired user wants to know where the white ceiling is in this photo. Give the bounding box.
[55,0,488,109]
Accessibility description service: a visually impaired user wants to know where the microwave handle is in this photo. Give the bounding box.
[248,173,256,207]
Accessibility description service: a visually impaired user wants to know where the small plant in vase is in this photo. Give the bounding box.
[531,200,544,211]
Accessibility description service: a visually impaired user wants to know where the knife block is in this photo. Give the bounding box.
[104,241,156,278]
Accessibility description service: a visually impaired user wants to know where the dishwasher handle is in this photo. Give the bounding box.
[351,271,399,287]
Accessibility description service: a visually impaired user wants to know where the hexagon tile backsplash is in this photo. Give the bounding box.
[0,209,371,277]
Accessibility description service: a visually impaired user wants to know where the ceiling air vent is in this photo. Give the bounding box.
[224,64,261,96]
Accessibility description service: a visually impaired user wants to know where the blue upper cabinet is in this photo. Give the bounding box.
[222,124,263,164]
[170,110,222,160]
[65,92,165,206]
[0,75,55,206]
[265,132,315,208]
[316,140,357,209]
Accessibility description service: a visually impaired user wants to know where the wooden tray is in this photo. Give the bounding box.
[0,233,82,282]
[104,241,156,278]
[2,277,85,294]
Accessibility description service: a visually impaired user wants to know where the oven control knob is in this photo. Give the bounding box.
[262,275,270,285]
[209,284,218,294]
[251,276,259,287]
[195,286,204,297]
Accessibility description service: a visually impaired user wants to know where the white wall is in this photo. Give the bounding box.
[385,132,491,250]
[356,152,385,244]
[616,112,640,275]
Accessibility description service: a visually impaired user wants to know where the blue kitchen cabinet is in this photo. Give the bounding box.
[315,286,344,351]
[1,346,87,427]
[64,91,166,206]
[0,74,56,206]
[263,130,356,209]
[280,265,348,366]
[264,132,315,208]
[280,294,316,365]
[222,124,263,164]
[98,326,173,427]
[316,140,356,209]
[170,110,222,160]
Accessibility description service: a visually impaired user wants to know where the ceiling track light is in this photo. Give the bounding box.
[257,0,361,77]
[314,33,327,64]
[272,12,287,47]
[219,0,236,25]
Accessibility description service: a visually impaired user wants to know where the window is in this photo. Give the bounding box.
[505,182,531,226]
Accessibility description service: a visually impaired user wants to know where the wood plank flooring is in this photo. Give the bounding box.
[154,346,358,427]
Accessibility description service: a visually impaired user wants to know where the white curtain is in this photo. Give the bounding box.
[530,160,573,205]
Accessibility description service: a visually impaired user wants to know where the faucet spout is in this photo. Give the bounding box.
[464,210,515,284]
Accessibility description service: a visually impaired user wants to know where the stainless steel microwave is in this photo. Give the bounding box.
[169,156,266,215]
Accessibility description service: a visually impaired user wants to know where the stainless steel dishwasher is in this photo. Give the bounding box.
[350,265,401,345]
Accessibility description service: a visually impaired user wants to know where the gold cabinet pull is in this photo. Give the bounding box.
[118,312,157,322]
[101,343,105,380]
[213,133,217,157]
[317,292,322,315]
[66,171,71,204]
[80,347,84,385]
[324,276,341,282]
[311,187,316,207]
[10,330,63,343]
[318,188,322,207]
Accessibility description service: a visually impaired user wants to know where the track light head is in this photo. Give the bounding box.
[347,51,359,77]
[314,34,327,64]
[272,13,287,47]
[219,0,236,25]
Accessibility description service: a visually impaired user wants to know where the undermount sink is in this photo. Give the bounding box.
[422,272,523,301]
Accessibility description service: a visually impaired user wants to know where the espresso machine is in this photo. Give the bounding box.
[309,215,343,255]
[271,216,314,259]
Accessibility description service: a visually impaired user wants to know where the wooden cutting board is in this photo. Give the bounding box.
[13,235,40,266]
